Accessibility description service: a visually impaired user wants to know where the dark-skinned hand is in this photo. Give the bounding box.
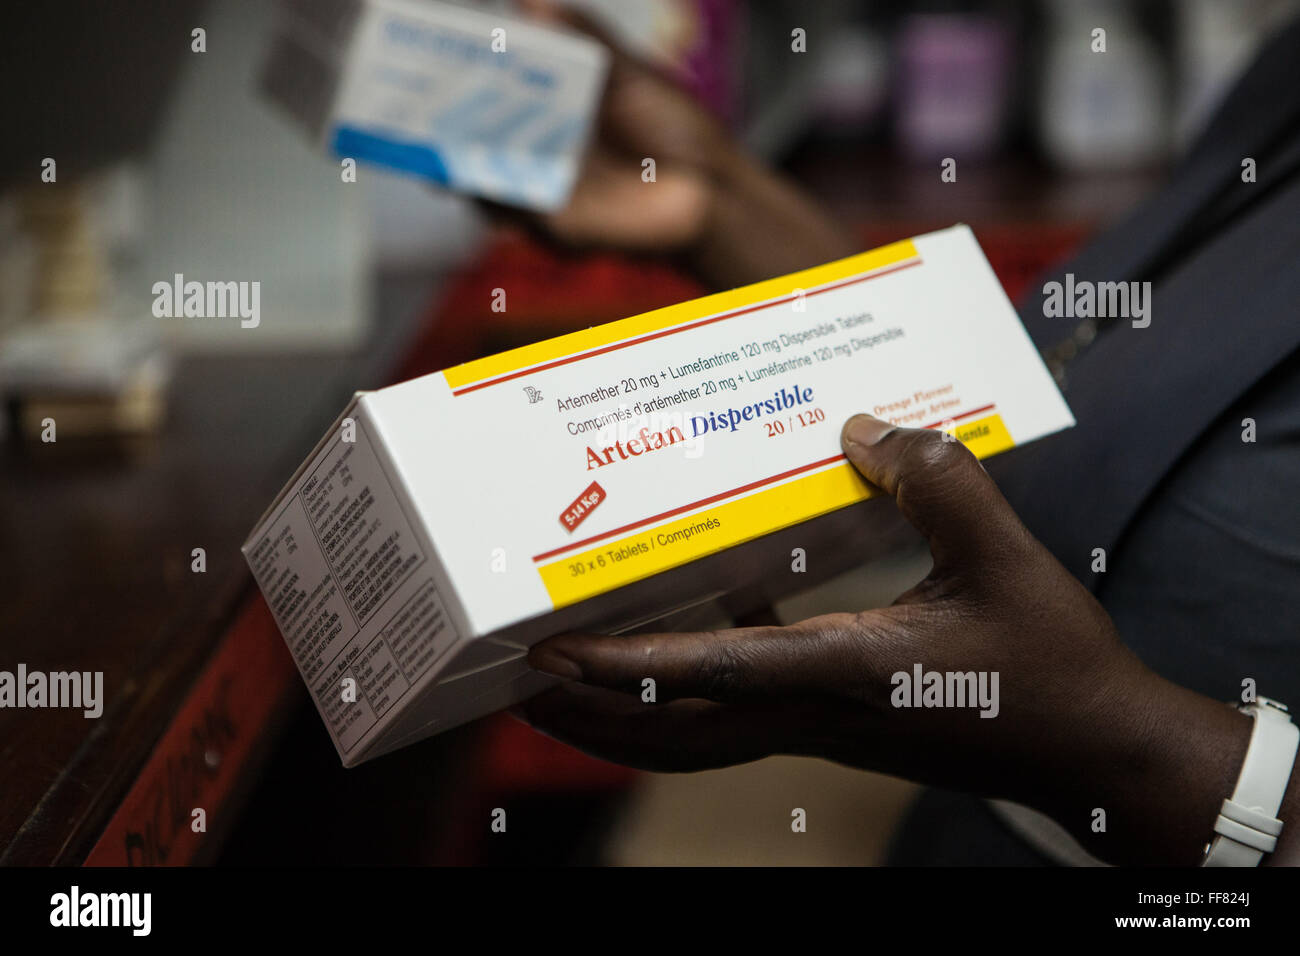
[517,413,1280,866]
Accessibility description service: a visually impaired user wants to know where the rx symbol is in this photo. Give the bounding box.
[524,386,543,404]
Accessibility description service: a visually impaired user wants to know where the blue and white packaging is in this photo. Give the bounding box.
[262,0,609,210]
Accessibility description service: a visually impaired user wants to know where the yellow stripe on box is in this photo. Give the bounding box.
[938,411,1013,457]
[537,413,1013,608]
[443,239,920,391]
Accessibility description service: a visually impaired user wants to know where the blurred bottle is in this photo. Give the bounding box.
[1174,0,1300,150]
[19,184,109,318]
[1037,0,1168,171]
[812,24,889,135]
[894,7,1015,162]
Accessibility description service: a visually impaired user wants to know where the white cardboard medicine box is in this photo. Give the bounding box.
[260,0,609,210]
[242,225,1075,766]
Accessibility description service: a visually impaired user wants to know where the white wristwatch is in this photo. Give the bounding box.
[1202,696,1299,867]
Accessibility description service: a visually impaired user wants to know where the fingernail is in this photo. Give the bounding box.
[842,414,893,450]
[528,646,583,681]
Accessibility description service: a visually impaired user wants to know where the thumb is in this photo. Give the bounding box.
[839,413,1031,569]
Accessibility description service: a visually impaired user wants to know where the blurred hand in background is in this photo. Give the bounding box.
[512,0,860,290]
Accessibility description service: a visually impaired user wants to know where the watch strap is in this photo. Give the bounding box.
[1203,698,1299,867]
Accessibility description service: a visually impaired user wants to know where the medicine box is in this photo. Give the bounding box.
[242,225,1074,765]
[260,0,609,210]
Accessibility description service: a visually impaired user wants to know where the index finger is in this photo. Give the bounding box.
[527,615,863,703]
